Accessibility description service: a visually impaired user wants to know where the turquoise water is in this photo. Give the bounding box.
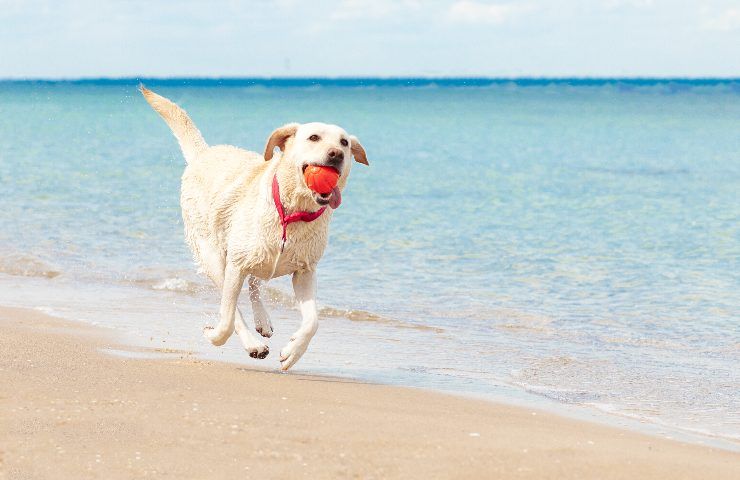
[0,79,738,445]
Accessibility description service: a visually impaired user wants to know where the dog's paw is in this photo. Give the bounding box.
[203,325,233,346]
[255,324,273,338]
[254,307,272,338]
[247,344,270,360]
[279,337,309,371]
[234,327,270,359]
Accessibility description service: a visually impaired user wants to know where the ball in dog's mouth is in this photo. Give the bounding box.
[303,164,342,209]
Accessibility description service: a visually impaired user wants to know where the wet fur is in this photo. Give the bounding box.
[140,86,367,369]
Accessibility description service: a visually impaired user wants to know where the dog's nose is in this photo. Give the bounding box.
[327,148,344,161]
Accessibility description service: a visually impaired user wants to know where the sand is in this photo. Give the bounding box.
[0,306,737,479]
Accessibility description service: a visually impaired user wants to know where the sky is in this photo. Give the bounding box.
[0,0,738,78]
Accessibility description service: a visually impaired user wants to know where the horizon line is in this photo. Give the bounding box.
[1,75,739,83]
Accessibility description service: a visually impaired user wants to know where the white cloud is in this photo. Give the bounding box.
[602,0,654,9]
[448,1,533,25]
[331,0,421,21]
[701,7,740,31]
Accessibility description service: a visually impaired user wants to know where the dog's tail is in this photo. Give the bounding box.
[139,85,207,164]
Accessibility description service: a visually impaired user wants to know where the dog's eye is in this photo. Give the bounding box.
[340,138,348,147]
[309,134,320,142]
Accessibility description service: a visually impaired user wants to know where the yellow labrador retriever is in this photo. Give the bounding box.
[141,87,368,370]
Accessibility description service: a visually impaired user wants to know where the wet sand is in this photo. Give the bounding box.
[0,306,737,479]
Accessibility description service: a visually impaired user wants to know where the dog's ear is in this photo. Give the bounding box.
[264,123,299,161]
[350,135,369,165]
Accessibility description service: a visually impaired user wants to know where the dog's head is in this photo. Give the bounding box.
[264,122,368,208]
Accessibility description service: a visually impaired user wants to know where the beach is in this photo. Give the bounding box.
[1,305,737,479]
[2,0,739,477]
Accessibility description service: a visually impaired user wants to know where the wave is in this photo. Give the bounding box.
[261,285,297,308]
[127,273,205,295]
[151,277,202,294]
[259,285,442,332]
[319,306,444,333]
[0,254,60,279]
[123,272,443,333]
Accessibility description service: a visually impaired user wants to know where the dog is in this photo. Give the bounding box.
[141,86,368,370]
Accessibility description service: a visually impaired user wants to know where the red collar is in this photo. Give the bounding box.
[272,175,326,251]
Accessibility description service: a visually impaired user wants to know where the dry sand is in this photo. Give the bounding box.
[0,306,737,479]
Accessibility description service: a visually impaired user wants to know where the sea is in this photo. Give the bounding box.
[0,78,738,449]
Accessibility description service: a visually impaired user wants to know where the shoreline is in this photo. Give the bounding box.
[0,273,738,452]
[1,305,738,479]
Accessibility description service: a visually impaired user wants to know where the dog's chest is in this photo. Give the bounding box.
[232,216,331,279]
[272,246,316,277]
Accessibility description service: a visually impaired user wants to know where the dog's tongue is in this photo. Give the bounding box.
[329,186,342,209]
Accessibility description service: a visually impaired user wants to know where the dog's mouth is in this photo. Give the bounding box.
[313,189,341,209]
[302,164,342,209]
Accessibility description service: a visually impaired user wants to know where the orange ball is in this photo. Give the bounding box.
[304,165,339,194]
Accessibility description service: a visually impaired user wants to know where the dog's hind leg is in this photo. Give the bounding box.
[233,308,270,358]
[198,241,268,358]
[248,276,273,338]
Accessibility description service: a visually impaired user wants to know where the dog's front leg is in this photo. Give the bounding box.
[204,261,243,346]
[280,270,319,370]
